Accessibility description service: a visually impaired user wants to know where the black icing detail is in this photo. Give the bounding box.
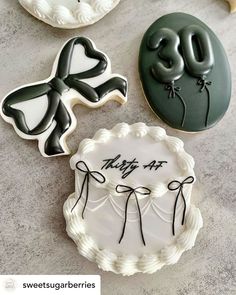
[168,176,194,235]
[115,185,151,246]
[2,37,127,156]
[71,161,106,217]
[101,154,139,179]
[197,76,212,126]
[165,82,186,127]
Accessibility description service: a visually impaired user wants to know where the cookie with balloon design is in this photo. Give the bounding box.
[139,13,231,132]
[19,0,121,29]
[63,122,203,275]
[0,37,127,157]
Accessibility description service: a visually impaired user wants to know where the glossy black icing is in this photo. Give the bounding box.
[2,37,127,156]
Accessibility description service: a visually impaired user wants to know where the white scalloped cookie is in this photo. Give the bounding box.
[63,123,203,275]
[19,0,120,29]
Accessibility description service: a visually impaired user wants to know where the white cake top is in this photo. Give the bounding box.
[64,123,203,275]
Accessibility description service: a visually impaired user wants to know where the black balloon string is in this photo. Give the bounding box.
[197,76,212,127]
[168,176,194,236]
[116,185,151,246]
[165,81,186,127]
[71,161,106,218]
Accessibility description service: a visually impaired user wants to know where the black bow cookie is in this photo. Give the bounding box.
[1,37,128,157]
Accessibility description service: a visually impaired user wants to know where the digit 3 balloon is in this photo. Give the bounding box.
[139,13,231,132]
[148,28,186,127]
[0,37,128,157]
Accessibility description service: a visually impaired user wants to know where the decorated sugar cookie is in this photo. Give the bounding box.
[19,0,120,29]
[139,13,231,132]
[225,0,236,12]
[63,123,203,275]
[0,37,127,157]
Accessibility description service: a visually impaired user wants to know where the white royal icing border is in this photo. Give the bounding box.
[64,123,203,275]
[19,0,120,29]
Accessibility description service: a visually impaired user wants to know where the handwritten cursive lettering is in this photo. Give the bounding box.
[101,154,139,179]
[143,160,168,170]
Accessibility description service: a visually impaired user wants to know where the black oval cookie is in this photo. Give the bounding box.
[139,13,231,132]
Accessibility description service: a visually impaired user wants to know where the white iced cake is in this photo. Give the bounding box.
[63,123,203,275]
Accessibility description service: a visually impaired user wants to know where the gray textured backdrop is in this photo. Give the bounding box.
[0,0,235,294]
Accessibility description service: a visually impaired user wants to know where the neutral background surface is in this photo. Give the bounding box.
[0,0,235,294]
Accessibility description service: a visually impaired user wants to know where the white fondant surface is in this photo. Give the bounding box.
[69,44,99,75]
[11,94,48,130]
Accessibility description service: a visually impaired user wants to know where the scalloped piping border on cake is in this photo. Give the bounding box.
[19,0,120,29]
[64,123,203,275]
[64,193,203,276]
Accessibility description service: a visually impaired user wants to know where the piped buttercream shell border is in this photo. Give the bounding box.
[19,0,120,29]
[64,123,203,275]
[64,193,203,275]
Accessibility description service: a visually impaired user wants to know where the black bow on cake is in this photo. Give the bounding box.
[168,176,194,235]
[71,161,106,218]
[116,185,151,246]
[1,37,127,156]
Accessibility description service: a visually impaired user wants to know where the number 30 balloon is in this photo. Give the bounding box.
[139,13,231,132]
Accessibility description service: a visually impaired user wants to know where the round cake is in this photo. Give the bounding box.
[63,123,203,275]
[18,0,121,29]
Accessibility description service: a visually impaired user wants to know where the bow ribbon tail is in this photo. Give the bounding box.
[118,192,132,244]
[71,173,88,214]
[172,189,180,236]
[81,175,90,219]
[172,187,187,235]
[180,188,187,226]
[134,193,146,246]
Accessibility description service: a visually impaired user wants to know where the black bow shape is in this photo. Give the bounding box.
[197,77,212,92]
[116,185,151,246]
[71,161,106,218]
[168,176,194,235]
[165,82,181,98]
[2,37,127,156]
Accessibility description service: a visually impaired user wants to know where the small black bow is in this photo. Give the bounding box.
[71,161,106,218]
[197,77,212,92]
[168,176,194,235]
[165,82,181,98]
[116,185,151,246]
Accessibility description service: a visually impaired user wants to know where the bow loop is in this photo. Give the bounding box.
[75,161,106,184]
[197,77,212,92]
[134,186,151,196]
[90,170,106,184]
[75,160,90,173]
[116,185,151,196]
[168,176,194,191]
[116,185,134,194]
[165,83,181,98]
